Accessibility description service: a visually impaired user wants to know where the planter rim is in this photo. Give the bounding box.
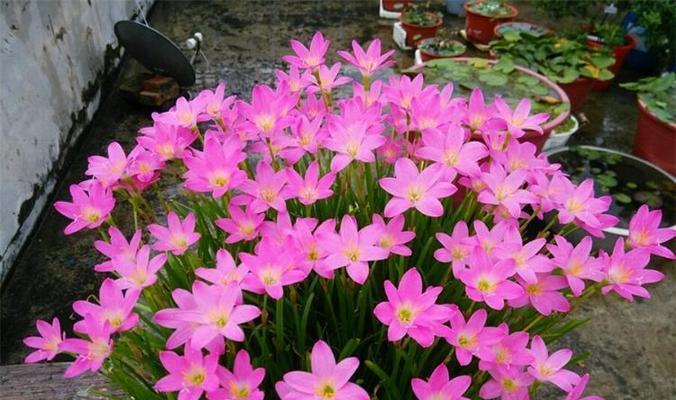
[400,12,444,29]
[464,1,518,19]
[545,144,676,236]
[637,98,676,129]
[493,21,552,38]
[418,38,466,58]
[551,115,579,136]
[410,57,571,133]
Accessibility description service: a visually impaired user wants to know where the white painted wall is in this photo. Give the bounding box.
[0,0,153,282]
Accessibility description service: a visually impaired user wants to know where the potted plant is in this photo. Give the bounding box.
[464,0,518,44]
[400,3,444,47]
[621,73,676,175]
[490,32,615,111]
[494,21,551,39]
[418,37,466,61]
[625,0,676,73]
[382,0,414,12]
[547,145,675,250]
[542,115,579,151]
[415,57,570,149]
[586,22,637,90]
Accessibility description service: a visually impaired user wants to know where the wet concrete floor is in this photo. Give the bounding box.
[1,1,673,399]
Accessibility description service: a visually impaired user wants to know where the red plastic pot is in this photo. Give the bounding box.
[464,1,518,44]
[382,0,414,12]
[633,99,676,176]
[588,35,637,90]
[401,13,443,47]
[558,78,594,112]
[418,39,466,62]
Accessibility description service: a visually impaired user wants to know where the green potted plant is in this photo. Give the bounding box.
[418,37,466,61]
[490,32,615,111]
[586,22,636,90]
[464,0,518,44]
[621,73,676,175]
[400,2,444,47]
[542,115,579,151]
[409,57,571,149]
[494,21,551,39]
[625,0,676,73]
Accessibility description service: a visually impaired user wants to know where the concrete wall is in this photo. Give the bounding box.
[0,0,153,282]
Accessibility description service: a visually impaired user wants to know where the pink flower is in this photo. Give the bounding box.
[319,214,389,284]
[126,145,164,184]
[479,365,534,400]
[276,65,309,94]
[283,32,330,70]
[374,268,454,347]
[379,158,457,218]
[54,182,115,234]
[285,161,335,205]
[149,212,201,255]
[240,239,307,299]
[383,74,428,112]
[154,281,260,350]
[113,245,167,290]
[324,118,385,172]
[137,121,197,160]
[210,350,265,400]
[85,142,128,187]
[363,214,415,256]
[60,320,113,378]
[198,81,229,121]
[445,309,504,366]
[338,39,394,77]
[275,340,369,400]
[435,221,472,275]
[477,165,536,219]
[161,96,204,129]
[411,363,472,400]
[378,136,405,164]
[155,346,220,400]
[600,238,664,301]
[494,97,549,138]
[547,236,605,297]
[292,218,335,278]
[456,249,523,310]
[23,318,65,363]
[240,84,295,137]
[550,177,619,235]
[307,62,351,92]
[627,205,675,259]
[565,374,604,400]
[528,336,580,392]
[463,88,496,133]
[215,205,265,244]
[195,249,249,291]
[493,234,553,284]
[183,133,247,198]
[73,278,140,334]
[478,329,534,369]
[464,220,516,256]
[281,115,326,163]
[238,161,289,213]
[509,273,570,316]
[416,125,488,176]
[93,226,142,272]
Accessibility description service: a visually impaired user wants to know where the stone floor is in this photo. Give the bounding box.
[1,1,673,399]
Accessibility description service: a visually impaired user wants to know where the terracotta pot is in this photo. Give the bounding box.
[418,39,466,61]
[382,0,414,12]
[633,99,676,175]
[401,13,443,47]
[589,35,637,90]
[558,77,594,112]
[464,1,518,44]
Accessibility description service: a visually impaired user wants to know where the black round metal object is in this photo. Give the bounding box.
[115,21,195,86]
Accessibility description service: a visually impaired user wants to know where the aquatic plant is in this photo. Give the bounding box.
[24,33,673,400]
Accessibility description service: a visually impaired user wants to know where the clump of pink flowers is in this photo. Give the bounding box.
[31,32,673,400]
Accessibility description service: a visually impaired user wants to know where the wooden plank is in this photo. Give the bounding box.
[0,363,119,400]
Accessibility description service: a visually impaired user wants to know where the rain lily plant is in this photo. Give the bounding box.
[29,32,672,400]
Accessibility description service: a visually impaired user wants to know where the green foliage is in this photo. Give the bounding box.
[423,57,570,119]
[465,0,514,17]
[631,0,676,69]
[490,32,616,83]
[402,3,442,27]
[419,38,466,57]
[621,72,676,124]
[589,22,627,48]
